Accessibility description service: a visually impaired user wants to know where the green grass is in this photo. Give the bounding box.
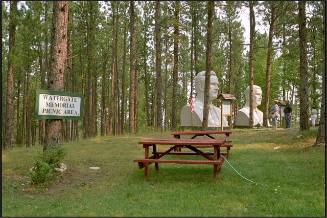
[2,128,325,217]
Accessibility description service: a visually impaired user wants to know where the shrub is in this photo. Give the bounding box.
[42,146,65,168]
[29,146,65,185]
[29,160,54,185]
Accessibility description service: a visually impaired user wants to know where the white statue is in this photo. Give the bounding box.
[180,71,228,127]
[234,85,263,127]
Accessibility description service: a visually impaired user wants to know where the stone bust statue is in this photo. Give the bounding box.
[234,85,263,127]
[180,71,228,127]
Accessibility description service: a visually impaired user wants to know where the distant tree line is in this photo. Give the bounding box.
[2,1,325,149]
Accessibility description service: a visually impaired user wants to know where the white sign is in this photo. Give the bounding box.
[38,94,81,117]
[222,101,231,116]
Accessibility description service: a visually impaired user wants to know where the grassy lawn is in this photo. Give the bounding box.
[2,128,325,217]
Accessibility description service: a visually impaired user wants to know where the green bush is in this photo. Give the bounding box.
[29,146,65,185]
[29,160,54,185]
[42,146,65,168]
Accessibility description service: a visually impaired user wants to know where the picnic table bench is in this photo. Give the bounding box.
[133,138,226,178]
[171,130,233,157]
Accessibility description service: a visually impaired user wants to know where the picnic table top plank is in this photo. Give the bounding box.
[139,138,226,146]
[171,130,232,136]
[133,158,224,165]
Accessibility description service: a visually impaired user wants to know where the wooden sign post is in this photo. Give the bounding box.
[218,94,236,130]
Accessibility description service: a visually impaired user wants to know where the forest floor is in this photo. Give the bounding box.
[2,127,325,217]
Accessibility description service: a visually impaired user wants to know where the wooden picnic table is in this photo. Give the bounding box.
[133,138,226,178]
[171,130,233,157]
[171,130,232,139]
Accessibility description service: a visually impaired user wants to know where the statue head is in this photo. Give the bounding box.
[194,71,219,102]
[244,85,262,108]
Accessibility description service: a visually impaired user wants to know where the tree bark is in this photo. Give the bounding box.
[155,1,163,130]
[310,28,318,109]
[40,2,50,144]
[298,1,310,130]
[120,20,127,134]
[44,1,68,150]
[85,3,93,137]
[171,1,180,130]
[4,1,17,149]
[263,2,276,127]
[129,1,137,134]
[85,2,97,137]
[110,2,119,135]
[190,2,195,98]
[248,1,255,128]
[101,45,109,136]
[15,78,21,145]
[193,2,198,75]
[313,1,325,146]
[314,69,325,146]
[282,23,286,102]
[143,29,151,127]
[202,1,214,130]
[23,67,31,147]
[164,23,169,129]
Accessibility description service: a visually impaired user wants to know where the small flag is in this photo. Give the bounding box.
[188,96,194,112]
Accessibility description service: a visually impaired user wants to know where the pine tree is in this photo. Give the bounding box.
[298,1,310,130]
[202,1,214,129]
[44,1,68,150]
[4,1,17,149]
[129,1,137,134]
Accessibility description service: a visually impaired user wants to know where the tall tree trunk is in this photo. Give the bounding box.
[100,47,109,136]
[4,1,17,149]
[110,2,118,135]
[85,2,96,137]
[193,2,198,75]
[91,3,98,137]
[202,1,214,130]
[143,30,151,127]
[171,1,180,130]
[314,70,325,146]
[114,4,120,135]
[40,2,50,144]
[92,65,97,137]
[248,1,255,128]
[263,2,276,127]
[23,68,31,147]
[65,9,73,141]
[115,5,121,135]
[311,28,318,109]
[226,3,234,126]
[155,1,163,130]
[15,78,21,145]
[282,22,286,102]
[164,28,169,129]
[69,7,77,141]
[38,36,46,144]
[129,1,137,134]
[298,1,310,130]
[190,2,195,98]
[85,11,92,137]
[120,22,127,134]
[227,20,232,93]
[44,1,68,150]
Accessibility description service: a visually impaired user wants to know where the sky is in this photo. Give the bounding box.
[238,5,268,46]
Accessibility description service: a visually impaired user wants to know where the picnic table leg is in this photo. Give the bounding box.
[213,146,219,178]
[227,147,230,158]
[144,145,149,177]
[173,135,182,152]
[153,145,159,171]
